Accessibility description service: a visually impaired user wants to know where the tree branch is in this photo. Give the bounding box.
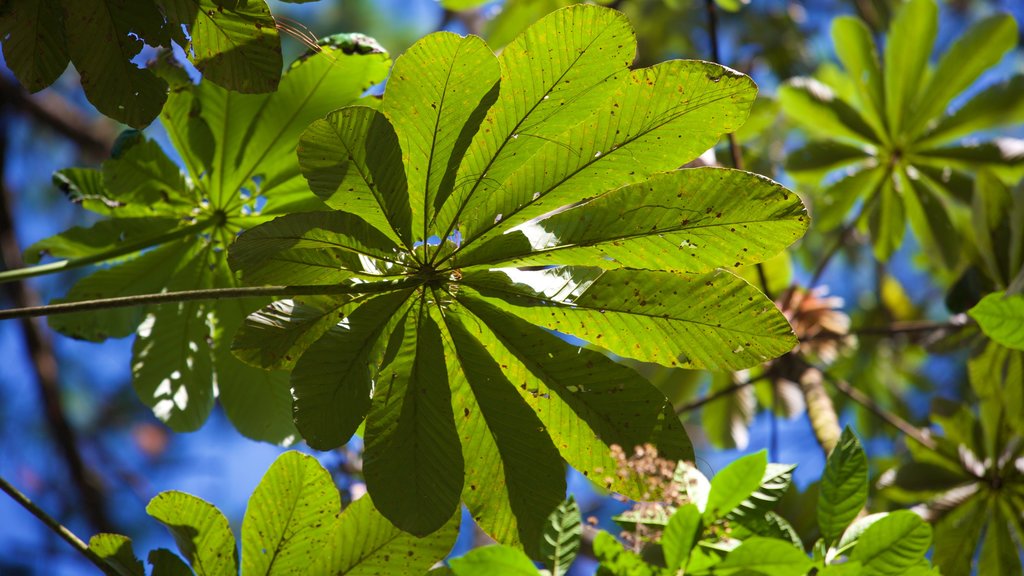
[675,375,765,414]
[0,105,113,532]
[798,315,970,343]
[0,475,117,576]
[823,369,937,451]
[0,76,112,159]
[0,277,423,321]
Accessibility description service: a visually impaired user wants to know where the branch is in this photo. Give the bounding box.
[0,277,422,321]
[675,375,765,414]
[798,315,970,343]
[0,112,113,532]
[807,192,878,288]
[0,76,112,159]
[0,475,117,575]
[823,369,938,451]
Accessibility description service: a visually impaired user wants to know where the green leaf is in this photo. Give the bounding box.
[703,372,754,449]
[592,531,670,576]
[159,0,282,93]
[707,537,811,576]
[298,107,413,247]
[918,75,1024,148]
[363,302,464,536]
[727,463,797,522]
[818,427,868,546]
[147,491,238,576]
[849,511,932,576]
[438,307,566,554]
[777,78,878,144]
[148,549,194,576]
[227,210,408,286]
[899,169,959,269]
[457,168,807,274]
[434,4,636,239]
[312,494,460,575]
[231,296,353,371]
[704,450,767,521]
[462,267,796,371]
[539,497,582,575]
[241,452,339,575]
[867,173,906,261]
[453,60,757,251]
[979,503,1023,576]
[451,297,692,499]
[908,14,1017,139]
[882,0,937,138]
[785,141,872,178]
[292,290,414,450]
[969,292,1024,351]
[663,504,702,570]
[0,0,69,91]
[89,533,145,576]
[449,546,540,576]
[132,245,216,432]
[62,0,168,128]
[23,217,182,265]
[381,32,500,242]
[830,16,885,140]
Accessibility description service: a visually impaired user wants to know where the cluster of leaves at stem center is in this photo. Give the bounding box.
[229,4,808,547]
[780,0,1024,266]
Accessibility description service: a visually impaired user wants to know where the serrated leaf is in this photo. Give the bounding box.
[381,32,500,242]
[147,492,238,576]
[241,452,338,575]
[727,463,796,522]
[818,427,868,546]
[438,307,566,555]
[704,450,767,522]
[969,292,1024,350]
[449,545,539,576]
[434,4,636,238]
[539,498,582,575]
[462,267,795,371]
[453,60,758,251]
[849,511,931,576]
[89,533,145,576]
[363,303,464,536]
[292,290,414,450]
[458,169,807,273]
[313,494,460,575]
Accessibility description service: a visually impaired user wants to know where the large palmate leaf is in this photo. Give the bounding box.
[229,4,806,545]
[779,0,1023,265]
[21,45,391,443]
[98,452,458,575]
[0,0,285,127]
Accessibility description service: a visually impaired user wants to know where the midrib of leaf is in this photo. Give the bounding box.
[422,39,466,245]
[466,278,781,338]
[221,65,336,210]
[449,84,745,262]
[260,489,303,576]
[251,234,410,268]
[429,24,623,263]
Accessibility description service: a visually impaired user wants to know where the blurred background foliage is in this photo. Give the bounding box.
[0,0,1022,574]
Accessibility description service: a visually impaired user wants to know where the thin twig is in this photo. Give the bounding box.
[0,475,117,575]
[0,278,422,321]
[807,192,878,288]
[675,375,765,414]
[0,107,112,532]
[824,371,937,451]
[799,315,970,343]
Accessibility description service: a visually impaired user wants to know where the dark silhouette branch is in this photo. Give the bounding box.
[0,105,113,532]
[0,475,117,576]
[675,375,766,414]
[798,315,970,343]
[0,76,112,159]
